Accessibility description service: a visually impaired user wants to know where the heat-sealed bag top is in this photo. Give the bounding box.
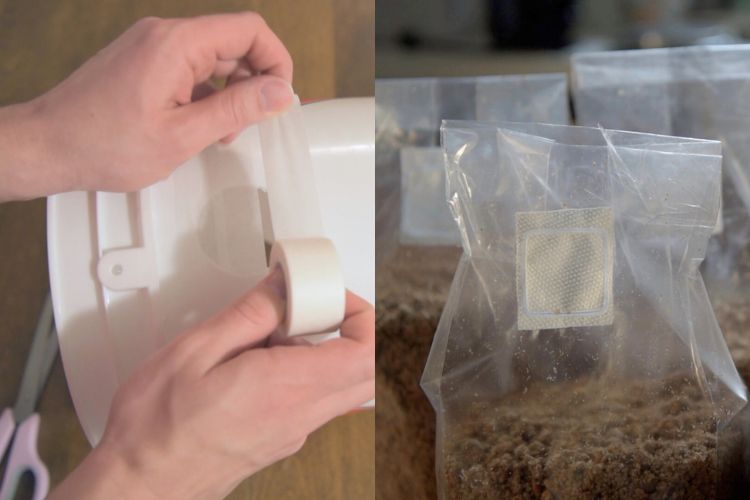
[422,121,747,499]
[571,46,750,303]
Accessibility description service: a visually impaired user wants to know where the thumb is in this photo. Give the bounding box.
[175,74,295,150]
[192,268,287,371]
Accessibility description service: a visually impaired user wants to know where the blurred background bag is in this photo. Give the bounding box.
[572,45,750,302]
[375,74,570,262]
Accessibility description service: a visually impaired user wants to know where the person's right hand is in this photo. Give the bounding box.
[0,12,294,201]
[48,270,374,500]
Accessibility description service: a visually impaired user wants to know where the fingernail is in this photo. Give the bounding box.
[263,266,287,300]
[260,80,294,113]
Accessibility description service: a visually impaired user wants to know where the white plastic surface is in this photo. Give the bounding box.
[47,98,375,445]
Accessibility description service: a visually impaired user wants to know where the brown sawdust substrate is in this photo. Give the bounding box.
[376,246,749,500]
[376,246,461,500]
[443,372,743,500]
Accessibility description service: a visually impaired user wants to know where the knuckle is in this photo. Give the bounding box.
[284,52,294,72]
[153,166,173,184]
[289,436,307,454]
[358,309,376,351]
[355,332,375,361]
[135,16,161,29]
[231,293,270,332]
[353,333,375,380]
[110,378,141,418]
[135,16,167,38]
[136,17,183,49]
[149,152,179,183]
[223,88,254,128]
[279,436,307,459]
[170,331,202,362]
[361,305,376,330]
[165,19,192,44]
[358,352,375,381]
[243,11,267,27]
[162,117,192,159]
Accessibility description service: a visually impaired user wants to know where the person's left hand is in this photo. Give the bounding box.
[0,13,294,200]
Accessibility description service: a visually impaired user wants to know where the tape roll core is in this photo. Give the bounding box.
[269,238,346,336]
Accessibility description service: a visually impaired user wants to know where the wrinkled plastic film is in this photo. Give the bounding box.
[422,121,746,498]
[572,46,750,299]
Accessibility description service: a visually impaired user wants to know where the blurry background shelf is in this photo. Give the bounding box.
[376,0,750,79]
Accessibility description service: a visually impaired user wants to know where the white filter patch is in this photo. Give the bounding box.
[516,207,614,330]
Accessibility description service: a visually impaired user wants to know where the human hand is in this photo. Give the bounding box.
[48,270,374,500]
[0,13,294,200]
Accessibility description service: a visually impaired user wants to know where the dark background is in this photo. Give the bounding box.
[376,0,750,77]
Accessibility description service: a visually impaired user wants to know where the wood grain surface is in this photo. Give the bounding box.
[0,1,374,499]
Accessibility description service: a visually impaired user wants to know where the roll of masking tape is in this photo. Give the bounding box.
[269,238,346,337]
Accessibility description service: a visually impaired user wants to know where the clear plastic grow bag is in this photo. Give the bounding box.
[571,45,750,303]
[422,121,748,499]
[375,73,570,259]
[376,74,571,500]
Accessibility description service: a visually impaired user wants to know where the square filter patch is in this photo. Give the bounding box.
[516,207,614,330]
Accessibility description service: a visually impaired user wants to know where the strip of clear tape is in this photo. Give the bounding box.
[258,96,326,241]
